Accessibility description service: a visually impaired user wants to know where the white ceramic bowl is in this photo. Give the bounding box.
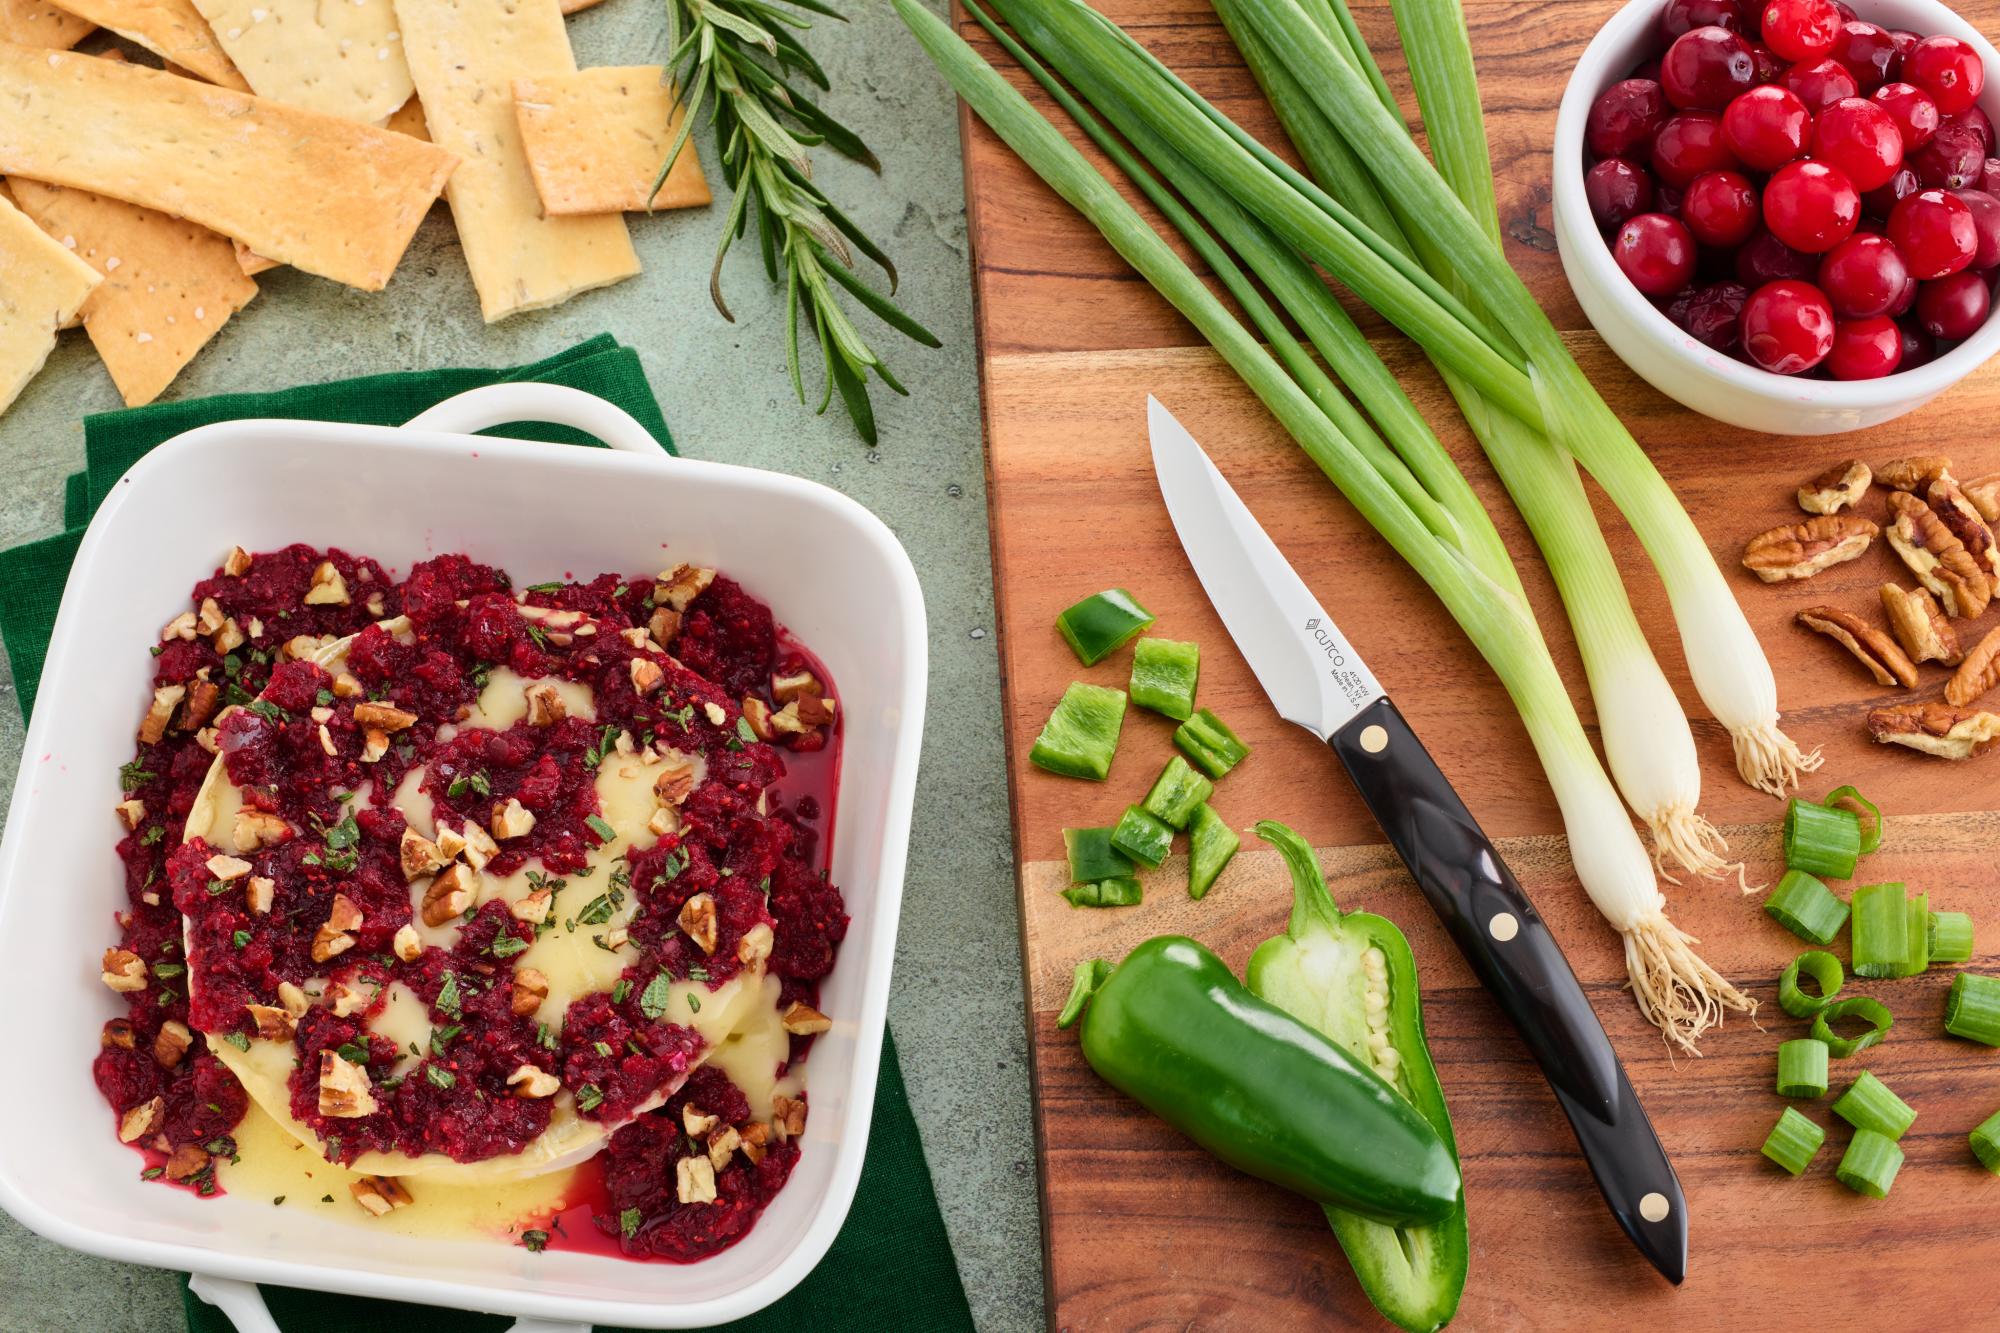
[1554,0,2000,434]
[0,385,928,1331]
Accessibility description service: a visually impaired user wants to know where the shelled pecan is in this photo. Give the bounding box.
[1884,491,1990,618]
[1742,515,1878,583]
[1797,460,1871,514]
[1796,606,1918,688]
[1879,584,1963,667]
[1867,702,2000,760]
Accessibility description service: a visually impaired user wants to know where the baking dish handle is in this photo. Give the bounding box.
[186,1273,280,1333]
[502,1320,591,1333]
[402,382,665,456]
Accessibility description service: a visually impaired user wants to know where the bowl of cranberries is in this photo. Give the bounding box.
[1555,0,2000,433]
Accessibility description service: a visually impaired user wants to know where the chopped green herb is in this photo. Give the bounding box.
[223,1031,251,1051]
[537,1022,558,1051]
[141,1167,164,1181]
[491,934,530,959]
[585,814,616,843]
[334,1040,371,1065]
[429,1025,463,1057]
[223,653,243,678]
[620,1207,642,1238]
[687,966,710,982]
[151,961,185,979]
[593,1040,614,1057]
[736,716,758,744]
[315,688,334,706]
[576,1083,605,1112]
[525,581,565,593]
[425,1064,457,1090]
[612,979,633,1005]
[521,1229,550,1253]
[118,760,157,790]
[205,878,230,896]
[232,929,251,950]
[436,970,462,1018]
[140,825,165,846]
[640,973,673,1020]
[247,699,289,724]
[687,992,701,1014]
[525,623,550,651]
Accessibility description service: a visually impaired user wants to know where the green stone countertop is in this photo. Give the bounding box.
[0,5,1039,1328]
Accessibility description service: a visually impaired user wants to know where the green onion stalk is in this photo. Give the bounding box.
[896,0,1747,1050]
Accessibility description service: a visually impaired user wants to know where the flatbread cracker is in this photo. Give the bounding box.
[48,0,249,90]
[0,47,456,291]
[0,0,91,47]
[513,67,711,217]
[9,179,256,406]
[0,189,100,415]
[558,0,601,12]
[392,0,639,322]
[384,91,429,140]
[190,0,412,123]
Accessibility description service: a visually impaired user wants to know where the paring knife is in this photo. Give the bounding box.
[1148,396,1689,1286]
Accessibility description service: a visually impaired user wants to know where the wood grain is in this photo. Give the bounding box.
[951,0,2000,1327]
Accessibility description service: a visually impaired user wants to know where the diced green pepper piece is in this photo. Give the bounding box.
[1062,878,1143,909]
[1111,804,1173,868]
[1187,804,1238,900]
[1129,637,1200,721]
[1174,707,1250,779]
[1063,827,1134,884]
[1056,589,1154,666]
[1029,682,1127,780]
[1141,755,1213,830]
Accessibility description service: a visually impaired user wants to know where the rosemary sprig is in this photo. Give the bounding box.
[657,0,941,444]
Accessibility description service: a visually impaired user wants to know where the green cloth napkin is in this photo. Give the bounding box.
[0,338,972,1333]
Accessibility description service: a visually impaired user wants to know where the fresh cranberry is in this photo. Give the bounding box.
[1682,169,1761,245]
[1829,0,1853,17]
[1888,188,1978,277]
[1663,0,1748,39]
[1656,181,1686,214]
[1830,20,1901,90]
[1763,160,1861,251]
[1985,158,2000,193]
[1653,111,1741,186]
[1825,315,1905,377]
[1889,30,1923,66]
[1631,57,1665,83]
[1741,278,1837,370]
[1914,121,1987,189]
[1954,187,2000,268]
[1903,36,1985,117]
[1953,106,1996,154]
[1672,280,1752,349]
[1872,81,1940,149]
[1736,226,1821,283]
[1588,79,1670,158]
[1663,27,1760,109]
[1783,57,1860,111]
[1722,84,1813,168]
[1813,97,1905,191]
[1898,321,1939,366]
[1915,269,1992,338]
[1863,164,1921,217]
[1817,232,1911,315]
[1760,0,1841,63]
[1586,158,1656,230]
[1614,213,1699,295]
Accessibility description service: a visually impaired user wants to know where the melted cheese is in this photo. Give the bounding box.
[463,666,596,730]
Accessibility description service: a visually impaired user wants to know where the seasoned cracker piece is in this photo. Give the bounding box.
[513,67,712,216]
[190,0,413,123]
[0,191,99,416]
[49,0,248,90]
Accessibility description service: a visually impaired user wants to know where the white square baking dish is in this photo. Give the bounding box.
[0,385,928,1329]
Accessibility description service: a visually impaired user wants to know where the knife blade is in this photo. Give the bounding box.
[1148,395,1689,1285]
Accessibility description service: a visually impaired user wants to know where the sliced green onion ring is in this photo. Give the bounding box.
[1761,1106,1825,1177]
[1836,1129,1904,1199]
[1930,911,1975,965]
[1945,973,2000,1047]
[1850,882,1910,979]
[1811,996,1894,1058]
[1821,784,1883,855]
[1779,950,1843,1018]
[1970,1109,2000,1175]
[1764,870,1848,946]
[1832,1070,1916,1139]
[1776,1039,1829,1099]
[1783,798,1862,880]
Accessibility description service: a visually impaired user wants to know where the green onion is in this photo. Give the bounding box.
[1063,827,1134,883]
[1944,972,2000,1046]
[1783,798,1863,879]
[1174,708,1250,779]
[1896,890,1931,978]
[1775,1039,1828,1099]
[1820,785,1883,854]
[1187,803,1238,900]
[1128,637,1200,721]
[1028,682,1127,780]
[1929,911,1974,964]
[1760,1107,1825,1177]
[1062,878,1143,909]
[1850,882,1910,979]
[1778,950,1843,1019]
[1810,996,1893,1058]
[1832,1070,1916,1139]
[1141,755,1213,831]
[1835,1129,1904,1199]
[1970,1109,2000,1174]
[1763,870,1848,945]
[1058,958,1113,1028]
[1110,804,1173,869]
[1056,589,1154,666]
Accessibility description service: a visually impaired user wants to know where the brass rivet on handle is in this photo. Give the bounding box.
[1639,1192,1670,1223]
[1488,912,1519,942]
[1358,724,1388,753]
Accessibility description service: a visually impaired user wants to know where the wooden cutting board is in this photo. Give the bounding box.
[953,0,2000,1326]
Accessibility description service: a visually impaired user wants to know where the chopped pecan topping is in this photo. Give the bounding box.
[629,656,665,695]
[193,597,225,636]
[459,821,499,871]
[103,949,149,994]
[161,610,199,642]
[1867,701,2000,759]
[434,825,468,862]
[317,723,339,757]
[1797,606,1917,688]
[153,1019,193,1070]
[312,893,363,962]
[1879,584,1963,667]
[400,827,448,880]
[350,1176,413,1216]
[303,561,350,606]
[206,852,253,881]
[331,672,364,699]
[1743,515,1878,582]
[115,798,146,830]
[138,683,186,745]
[164,1144,211,1183]
[772,670,823,703]
[233,809,289,853]
[648,605,683,646]
[676,1155,718,1205]
[365,590,386,618]
[1965,472,2000,523]
[510,888,553,925]
[178,680,221,731]
[360,728,390,764]
[101,1018,135,1050]
[771,1094,807,1141]
[195,726,221,755]
[490,797,536,840]
[781,1001,832,1036]
[737,923,774,969]
[118,1096,164,1144]
[682,1104,718,1136]
[212,616,246,655]
[1885,491,1991,618]
[702,700,727,727]
[420,863,478,927]
[647,805,681,838]
[393,923,425,962]
[1946,626,2000,708]
[283,633,326,662]
[601,925,630,950]
[1878,455,1952,491]
[319,1050,379,1118]
[223,545,254,577]
[1798,459,1872,514]
[741,695,775,741]
[511,967,550,1017]
[246,1003,296,1041]
[507,1064,561,1098]
[678,893,719,955]
[523,680,567,726]
[655,563,715,612]
[706,1124,742,1172]
[739,1120,770,1164]
[1929,478,2000,581]
[654,757,699,805]
[352,701,418,732]
[246,876,275,915]
[327,980,373,1018]
[277,981,310,1017]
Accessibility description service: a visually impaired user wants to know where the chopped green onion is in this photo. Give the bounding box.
[1970,1109,2000,1174]
[1062,827,1134,884]
[1055,589,1154,666]
[1775,1039,1828,1099]
[1110,804,1173,868]
[1140,755,1213,831]
[1173,708,1250,779]
[1187,803,1238,900]
[1811,996,1893,1058]
[1896,890,1931,978]
[1820,785,1883,854]
[1061,877,1143,909]
[1778,950,1844,1019]
[1763,870,1848,946]
[1783,798,1862,879]
[1929,911,1975,965]
[1057,958,1113,1029]
[1850,882,1910,979]
[1835,1129,1904,1199]
[1760,1106,1825,1177]
[1944,972,2000,1046]
[1832,1070,1916,1139]
[1029,682,1127,781]
[1128,637,1200,721]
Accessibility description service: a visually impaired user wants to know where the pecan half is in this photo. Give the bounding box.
[1879,584,1963,666]
[1885,491,1991,618]
[1965,472,2000,523]
[1878,455,1952,492]
[1867,701,2000,759]
[1743,515,1878,582]
[1946,626,2000,707]
[1929,478,2000,581]
[1797,606,1918,688]
[1798,459,1871,514]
